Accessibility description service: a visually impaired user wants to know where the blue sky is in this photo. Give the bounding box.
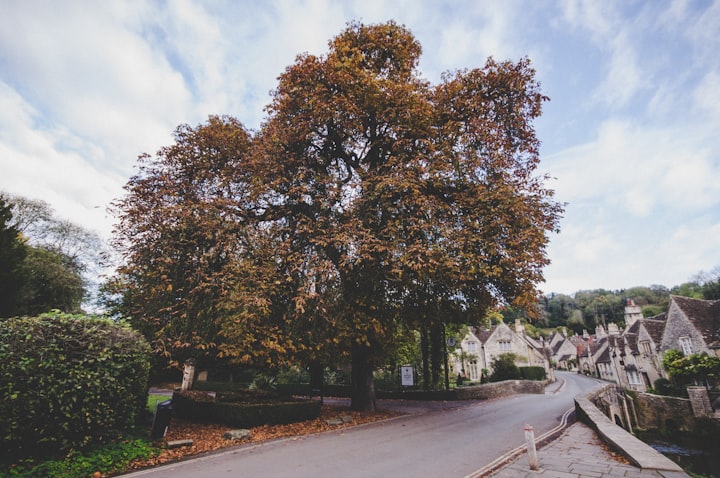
[1,0,718,295]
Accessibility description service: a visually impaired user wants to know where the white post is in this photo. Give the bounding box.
[524,424,539,471]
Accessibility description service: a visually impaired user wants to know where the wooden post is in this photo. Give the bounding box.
[524,424,539,471]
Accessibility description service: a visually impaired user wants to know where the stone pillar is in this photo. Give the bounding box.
[687,386,713,417]
[181,358,197,392]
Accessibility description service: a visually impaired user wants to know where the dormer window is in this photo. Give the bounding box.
[498,340,512,351]
[679,337,693,356]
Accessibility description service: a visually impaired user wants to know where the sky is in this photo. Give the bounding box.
[1,0,719,296]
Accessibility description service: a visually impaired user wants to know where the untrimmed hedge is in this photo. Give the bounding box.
[0,312,151,461]
[172,390,321,427]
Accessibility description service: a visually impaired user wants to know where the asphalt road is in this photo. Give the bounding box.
[123,372,604,478]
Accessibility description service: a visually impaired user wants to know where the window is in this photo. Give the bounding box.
[627,370,641,385]
[467,341,476,352]
[679,337,693,356]
[498,340,512,352]
[639,341,652,356]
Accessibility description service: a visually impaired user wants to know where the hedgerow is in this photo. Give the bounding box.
[0,312,151,461]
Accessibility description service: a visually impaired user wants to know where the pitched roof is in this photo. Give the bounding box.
[471,326,493,343]
[640,318,666,345]
[596,345,612,364]
[671,295,720,348]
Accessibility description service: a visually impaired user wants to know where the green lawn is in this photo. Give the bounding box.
[147,394,170,413]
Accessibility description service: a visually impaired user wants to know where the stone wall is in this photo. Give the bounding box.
[574,387,686,472]
[585,384,701,433]
[376,379,546,401]
[455,379,545,400]
[631,392,695,432]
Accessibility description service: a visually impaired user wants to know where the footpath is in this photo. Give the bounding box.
[486,376,689,478]
[487,421,689,478]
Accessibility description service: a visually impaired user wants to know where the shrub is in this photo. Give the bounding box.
[0,312,151,461]
[652,377,686,397]
[489,353,521,382]
[2,438,156,478]
[519,366,546,381]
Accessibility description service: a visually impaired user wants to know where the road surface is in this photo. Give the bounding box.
[124,372,604,478]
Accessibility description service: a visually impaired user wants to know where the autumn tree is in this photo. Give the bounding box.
[110,22,562,411]
[109,116,258,366]
[258,21,562,408]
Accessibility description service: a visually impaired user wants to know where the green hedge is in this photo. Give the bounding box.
[172,391,321,427]
[195,380,351,398]
[519,366,546,381]
[0,312,151,461]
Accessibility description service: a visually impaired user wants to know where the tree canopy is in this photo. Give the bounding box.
[0,195,26,318]
[110,21,563,410]
[0,193,94,317]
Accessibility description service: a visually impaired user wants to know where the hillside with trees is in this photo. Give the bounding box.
[539,269,720,335]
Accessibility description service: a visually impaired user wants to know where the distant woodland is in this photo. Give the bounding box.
[537,271,720,335]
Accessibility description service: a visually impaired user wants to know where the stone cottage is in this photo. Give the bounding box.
[544,328,579,371]
[660,295,720,358]
[449,320,549,381]
[576,296,720,392]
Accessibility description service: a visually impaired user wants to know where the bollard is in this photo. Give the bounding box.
[524,424,539,471]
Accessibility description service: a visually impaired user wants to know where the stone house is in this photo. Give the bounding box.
[577,301,665,391]
[544,329,579,371]
[449,320,549,381]
[659,295,720,358]
[577,296,720,392]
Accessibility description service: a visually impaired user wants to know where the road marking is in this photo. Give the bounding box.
[463,406,575,478]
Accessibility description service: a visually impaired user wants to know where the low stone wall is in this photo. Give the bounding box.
[376,379,546,401]
[455,379,545,400]
[631,392,694,432]
[575,387,685,472]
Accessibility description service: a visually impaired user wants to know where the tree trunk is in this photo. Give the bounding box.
[421,324,430,389]
[430,322,443,390]
[350,341,376,411]
[309,361,324,401]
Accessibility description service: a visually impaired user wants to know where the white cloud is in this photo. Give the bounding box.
[1,0,719,296]
[547,116,720,218]
[693,70,720,118]
[0,83,123,237]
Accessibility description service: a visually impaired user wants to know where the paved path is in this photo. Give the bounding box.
[488,421,689,478]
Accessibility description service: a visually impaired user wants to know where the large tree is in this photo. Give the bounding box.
[1,193,90,317]
[258,21,562,409]
[15,246,85,316]
[111,22,562,411]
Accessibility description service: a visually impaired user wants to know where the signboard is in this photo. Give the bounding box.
[400,366,414,386]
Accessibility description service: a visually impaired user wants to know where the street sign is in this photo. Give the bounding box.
[400,366,414,386]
